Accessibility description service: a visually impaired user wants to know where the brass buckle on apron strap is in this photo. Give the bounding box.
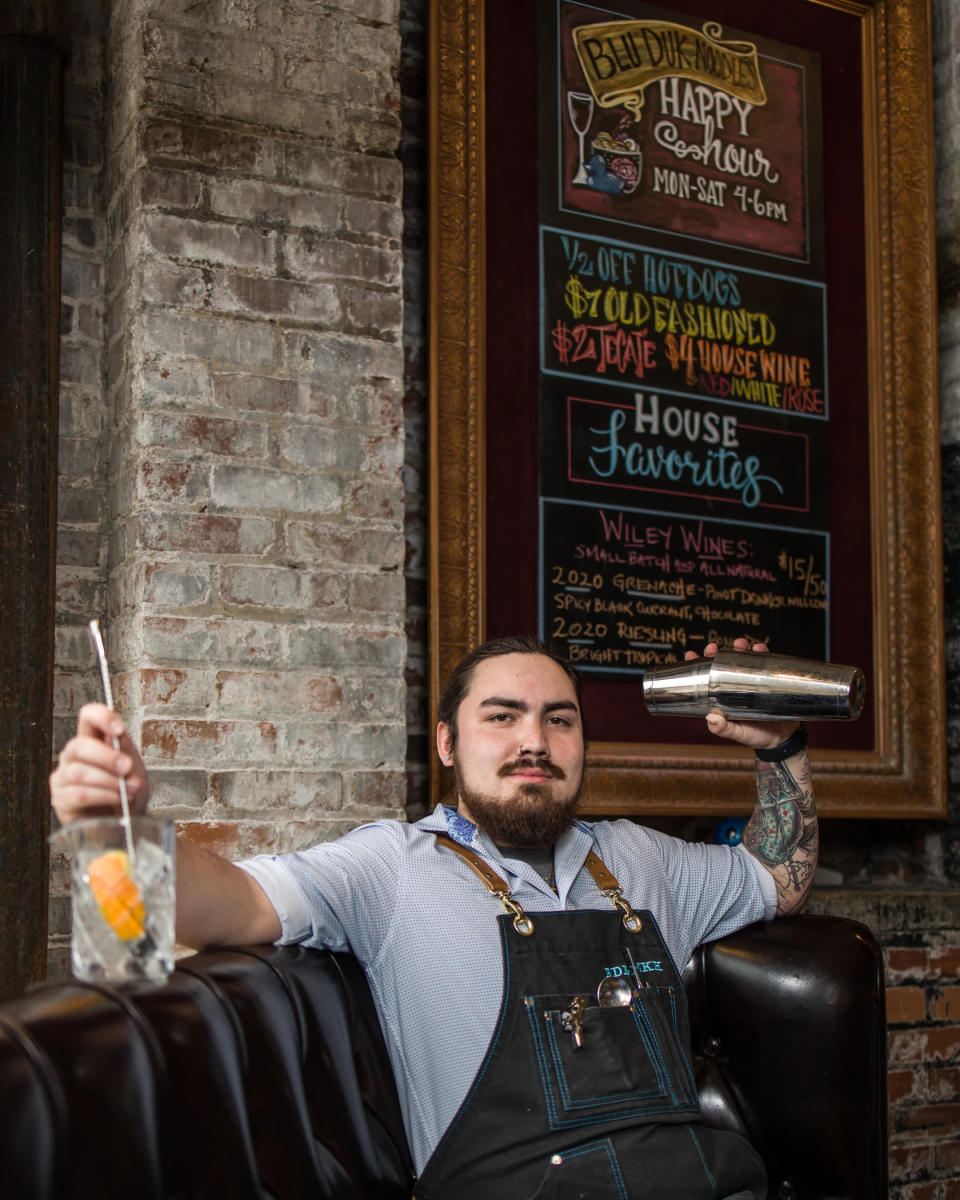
[583,849,644,932]
[435,835,536,935]
[435,835,643,935]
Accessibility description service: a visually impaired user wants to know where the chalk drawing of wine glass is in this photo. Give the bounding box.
[567,90,594,185]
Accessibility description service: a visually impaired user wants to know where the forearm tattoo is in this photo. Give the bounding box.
[744,754,817,905]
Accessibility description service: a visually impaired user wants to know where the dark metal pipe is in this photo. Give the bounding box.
[0,1,69,997]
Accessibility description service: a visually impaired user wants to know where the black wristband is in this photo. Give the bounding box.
[754,724,808,763]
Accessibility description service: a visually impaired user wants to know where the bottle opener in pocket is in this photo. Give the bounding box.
[560,994,589,1049]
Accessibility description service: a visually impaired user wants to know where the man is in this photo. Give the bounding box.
[51,633,816,1199]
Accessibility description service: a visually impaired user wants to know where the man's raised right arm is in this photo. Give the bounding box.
[49,704,282,949]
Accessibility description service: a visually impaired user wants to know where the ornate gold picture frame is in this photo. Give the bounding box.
[428,0,945,817]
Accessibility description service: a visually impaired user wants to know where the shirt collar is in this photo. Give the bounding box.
[441,804,478,847]
[418,805,598,897]
[415,804,485,849]
[417,803,469,840]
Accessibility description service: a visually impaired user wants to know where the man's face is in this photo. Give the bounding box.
[436,653,585,847]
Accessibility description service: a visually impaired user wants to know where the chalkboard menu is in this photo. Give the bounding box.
[434,0,944,811]
[535,0,831,675]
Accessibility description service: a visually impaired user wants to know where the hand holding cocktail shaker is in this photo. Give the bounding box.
[642,650,865,721]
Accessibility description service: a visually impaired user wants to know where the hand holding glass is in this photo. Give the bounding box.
[53,815,175,983]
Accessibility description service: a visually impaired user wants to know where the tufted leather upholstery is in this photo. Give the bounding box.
[0,946,414,1200]
[0,915,885,1198]
[684,915,888,1200]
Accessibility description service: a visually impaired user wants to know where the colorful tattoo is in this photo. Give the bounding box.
[744,755,818,909]
[746,761,805,866]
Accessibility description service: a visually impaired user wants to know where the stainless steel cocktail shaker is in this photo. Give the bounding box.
[642,650,865,721]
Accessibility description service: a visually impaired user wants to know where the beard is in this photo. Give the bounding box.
[453,756,582,848]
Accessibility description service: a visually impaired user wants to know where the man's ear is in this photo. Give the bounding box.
[436,722,454,765]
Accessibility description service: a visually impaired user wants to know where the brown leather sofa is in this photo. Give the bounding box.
[0,914,886,1199]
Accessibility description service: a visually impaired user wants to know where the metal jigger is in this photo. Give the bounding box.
[642,650,866,721]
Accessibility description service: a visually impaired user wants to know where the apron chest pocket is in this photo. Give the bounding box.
[524,990,699,1132]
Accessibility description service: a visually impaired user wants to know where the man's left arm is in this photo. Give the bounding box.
[743,728,816,915]
[697,639,819,917]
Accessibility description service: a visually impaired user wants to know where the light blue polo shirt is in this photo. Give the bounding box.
[239,806,776,1173]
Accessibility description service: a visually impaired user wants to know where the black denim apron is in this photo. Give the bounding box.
[413,838,766,1200]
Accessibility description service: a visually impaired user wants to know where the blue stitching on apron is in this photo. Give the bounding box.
[526,994,562,1127]
[560,1138,629,1200]
[525,1003,698,1130]
[663,987,699,1099]
[686,1126,720,1199]
[541,1009,667,1107]
[632,992,679,1105]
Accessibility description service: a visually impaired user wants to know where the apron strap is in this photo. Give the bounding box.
[583,849,644,932]
[435,835,535,935]
[434,835,643,934]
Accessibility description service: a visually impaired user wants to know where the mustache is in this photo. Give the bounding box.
[497,757,566,780]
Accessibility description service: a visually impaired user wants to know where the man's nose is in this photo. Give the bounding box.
[518,718,549,757]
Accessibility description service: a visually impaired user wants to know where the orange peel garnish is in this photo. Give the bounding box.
[86,850,146,942]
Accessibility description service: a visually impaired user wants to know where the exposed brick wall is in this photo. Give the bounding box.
[810,890,960,1198]
[110,0,409,832]
[51,0,410,969]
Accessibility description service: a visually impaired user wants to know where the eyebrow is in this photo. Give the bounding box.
[478,696,580,716]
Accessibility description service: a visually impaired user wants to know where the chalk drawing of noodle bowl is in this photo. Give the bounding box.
[586,131,643,195]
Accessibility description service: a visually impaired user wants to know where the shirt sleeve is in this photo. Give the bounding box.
[235,857,314,944]
[607,822,777,970]
[235,820,405,961]
[667,837,777,965]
